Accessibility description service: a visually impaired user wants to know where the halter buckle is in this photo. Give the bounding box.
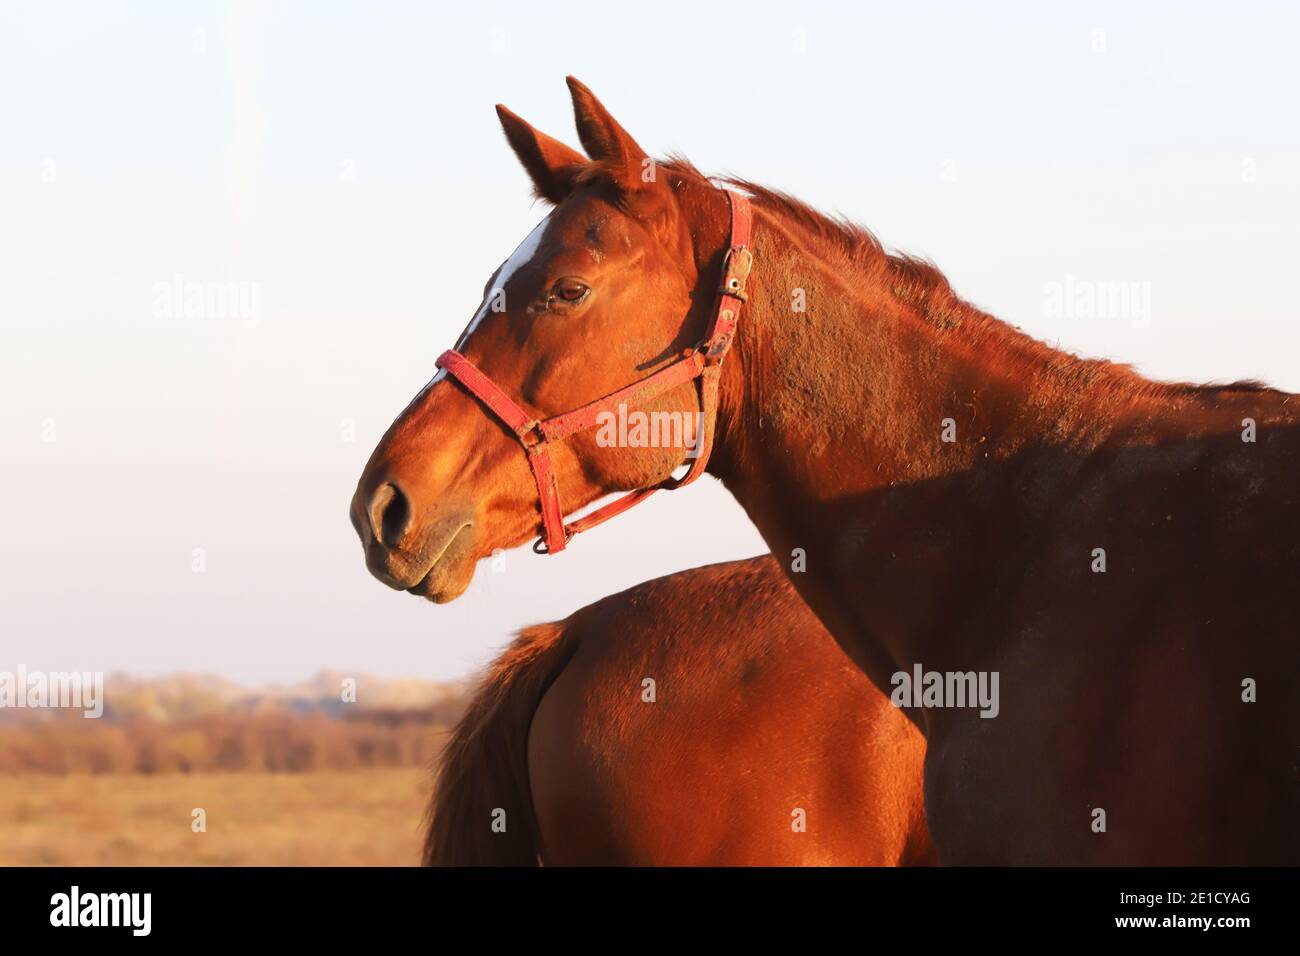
[719,246,753,301]
[518,420,545,449]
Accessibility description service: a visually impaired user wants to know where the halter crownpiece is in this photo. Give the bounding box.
[435,188,753,554]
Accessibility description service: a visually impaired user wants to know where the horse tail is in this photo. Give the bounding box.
[423,619,579,866]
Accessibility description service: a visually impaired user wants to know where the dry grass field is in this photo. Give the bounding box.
[0,767,433,866]
[0,673,465,866]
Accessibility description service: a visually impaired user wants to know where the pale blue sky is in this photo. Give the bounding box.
[3,1,1298,682]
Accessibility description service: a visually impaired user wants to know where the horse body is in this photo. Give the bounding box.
[708,197,1300,863]
[427,556,930,865]
[358,78,1300,864]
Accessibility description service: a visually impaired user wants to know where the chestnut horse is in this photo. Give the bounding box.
[354,78,1300,864]
[426,556,930,865]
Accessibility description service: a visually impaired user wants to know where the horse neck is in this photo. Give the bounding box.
[710,205,1106,517]
[704,203,1288,683]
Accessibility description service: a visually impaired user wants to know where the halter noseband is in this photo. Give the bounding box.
[435,189,753,554]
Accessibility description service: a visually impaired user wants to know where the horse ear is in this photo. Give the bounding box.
[565,76,650,189]
[495,104,587,204]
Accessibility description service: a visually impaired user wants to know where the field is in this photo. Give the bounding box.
[0,767,432,866]
[0,672,465,866]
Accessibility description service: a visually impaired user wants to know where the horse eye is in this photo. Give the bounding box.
[553,279,589,303]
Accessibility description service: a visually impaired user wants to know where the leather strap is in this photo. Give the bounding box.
[436,188,752,554]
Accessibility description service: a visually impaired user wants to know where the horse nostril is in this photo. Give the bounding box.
[369,482,412,549]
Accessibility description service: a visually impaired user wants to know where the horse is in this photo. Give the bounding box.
[353,77,1300,864]
[425,555,930,865]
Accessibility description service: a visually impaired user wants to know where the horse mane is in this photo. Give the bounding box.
[647,157,1283,402]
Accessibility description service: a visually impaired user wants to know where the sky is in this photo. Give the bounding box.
[2,1,1298,683]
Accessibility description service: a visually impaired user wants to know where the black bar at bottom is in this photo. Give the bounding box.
[0,866,1285,942]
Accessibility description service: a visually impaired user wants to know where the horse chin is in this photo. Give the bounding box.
[406,526,477,603]
[417,564,475,604]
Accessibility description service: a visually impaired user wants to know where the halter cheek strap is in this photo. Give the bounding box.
[435,188,753,554]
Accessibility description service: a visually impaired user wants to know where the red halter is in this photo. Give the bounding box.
[435,189,753,554]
